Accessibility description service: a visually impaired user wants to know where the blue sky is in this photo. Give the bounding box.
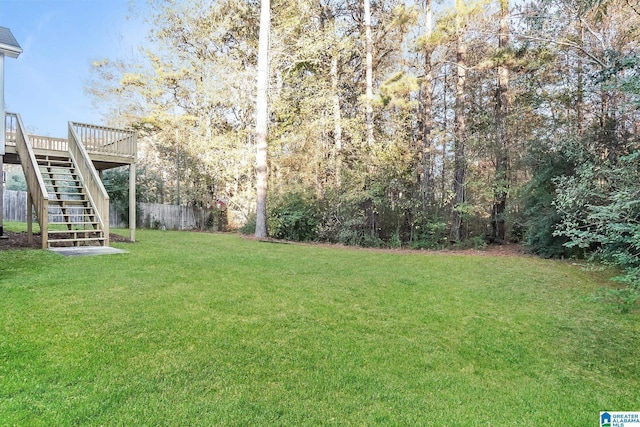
[1,0,147,137]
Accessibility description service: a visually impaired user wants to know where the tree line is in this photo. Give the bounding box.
[91,0,639,301]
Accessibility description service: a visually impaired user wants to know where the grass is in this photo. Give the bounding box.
[1,222,639,426]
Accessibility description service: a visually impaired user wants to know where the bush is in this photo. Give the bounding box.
[240,215,256,235]
[521,141,580,258]
[453,235,488,250]
[268,192,319,241]
[409,220,449,250]
[205,207,228,231]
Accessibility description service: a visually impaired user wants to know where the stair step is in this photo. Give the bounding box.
[50,199,88,204]
[41,174,78,180]
[49,194,84,199]
[49,210,96,214]
[49,231,102,237]
[42,175,78,180]
[43,180,80,186]
[50,191,85,195]
[36,157,72,162]
[49,221,99,227]
[36,155,71,161]
[48,237,106,244]
[49,221,98,225]
[49,200,90,206]
[39,165,75,170]
[49,236,106,243]
[49,187,84,191]
[40,171,80,182]
[38,163,73,169]
[47,189,84,194]
[40,170,76,175]
[38,160,72,164]
[53,206,94,211]
[48,219,97,224]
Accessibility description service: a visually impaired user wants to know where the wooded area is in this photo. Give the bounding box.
[88,0,639,298]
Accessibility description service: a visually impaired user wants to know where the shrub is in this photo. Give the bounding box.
[409,220,449,250]
[268,192,319,241]
[454,235,488,250]
[240,215,256,235]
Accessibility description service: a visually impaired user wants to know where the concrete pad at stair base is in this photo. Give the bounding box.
[48,246,128,257]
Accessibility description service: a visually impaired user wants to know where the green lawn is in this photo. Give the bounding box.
[1,224,638,426]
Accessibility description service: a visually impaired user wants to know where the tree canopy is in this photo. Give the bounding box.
[89,0,640,304]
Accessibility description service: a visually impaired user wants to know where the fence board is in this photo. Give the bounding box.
[3,190,27,222]
[4,190,217,230]
[4,190,90,223]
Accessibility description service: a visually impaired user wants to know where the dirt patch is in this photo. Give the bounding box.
[0,230,131,250]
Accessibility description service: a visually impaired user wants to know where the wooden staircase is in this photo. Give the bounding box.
[5,112,137,248]
[36,154,106,247]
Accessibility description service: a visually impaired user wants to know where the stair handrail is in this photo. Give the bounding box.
[8,112,49,248]
[68,122,110,246]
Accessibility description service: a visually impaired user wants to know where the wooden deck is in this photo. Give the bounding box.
[4,113,136,171]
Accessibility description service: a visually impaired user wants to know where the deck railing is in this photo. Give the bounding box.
[5,114,136,161]
[5,113,67,152]
[7,112,49,248]
[68,123,110,246]
[29,135,68,152]
[71,122,136,160]
[5,112,18,152]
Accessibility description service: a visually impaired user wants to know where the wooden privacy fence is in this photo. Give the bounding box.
[3,190,89,223]
[111,202,224,231]
[5,190,223,231]
[3,190,27,222]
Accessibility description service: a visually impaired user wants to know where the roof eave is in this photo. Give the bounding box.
[0,43,23,59]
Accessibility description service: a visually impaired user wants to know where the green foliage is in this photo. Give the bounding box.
[268,192,319,241]
[388,230,402,249]
[103,167,133,226]
[103,166,165,227]
[409,220,449,250]
[83,0,639,263]
[554,147,640,311]
[240,214,257,235]
[205,207,228,231]
[598,51,640,106]
[454,235,489,250]
[521,141,580,258]
[5,170,27,191]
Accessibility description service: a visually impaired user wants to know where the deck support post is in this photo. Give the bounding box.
[129,162,136,242]
[1,55,5,238]
[26,190,32,244]
[0,155,4,238]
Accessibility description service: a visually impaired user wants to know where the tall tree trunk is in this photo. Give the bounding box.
[441,66,448,208]
[491,0,510,243]
[254,0,270,239]
[450,0,467,242]
[576,21,584,137]
[419,0,434,209]
[364,0,374,146]
[331,53,343,187]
